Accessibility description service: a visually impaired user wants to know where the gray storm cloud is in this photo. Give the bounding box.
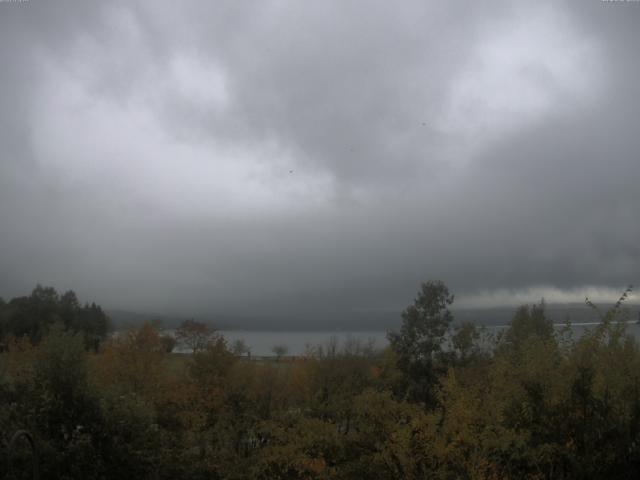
[1,0,638,326]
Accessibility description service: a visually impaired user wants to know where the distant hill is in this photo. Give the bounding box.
[106,309,183,330]
[454,304,614,327]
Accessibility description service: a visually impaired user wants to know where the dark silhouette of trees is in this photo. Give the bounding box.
[501,301,553,350]
[0,285,110,348]
[174,318,216,354]
[387,280,454,406]
[232,338,251,357]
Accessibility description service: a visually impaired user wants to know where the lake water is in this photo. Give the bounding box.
[180,322,640,357]
[217,330,388,356]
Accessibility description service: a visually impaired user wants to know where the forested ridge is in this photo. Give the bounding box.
[1,283,640,479]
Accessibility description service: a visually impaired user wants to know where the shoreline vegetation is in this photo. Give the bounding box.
[2,282,640,479]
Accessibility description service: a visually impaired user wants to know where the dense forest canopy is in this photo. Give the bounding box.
[1,282,639,479]
[0,285,110,349]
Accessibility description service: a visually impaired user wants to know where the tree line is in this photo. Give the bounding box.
[0,285,110,350]
[1,282,639,479]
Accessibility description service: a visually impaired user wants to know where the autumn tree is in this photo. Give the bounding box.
[175,318,216,354]
[96,322,168,399]
[3,324,108,478]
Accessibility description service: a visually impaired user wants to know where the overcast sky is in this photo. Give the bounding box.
[1,1,639,325]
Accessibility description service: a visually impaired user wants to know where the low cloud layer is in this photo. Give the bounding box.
[1,1,639,325]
